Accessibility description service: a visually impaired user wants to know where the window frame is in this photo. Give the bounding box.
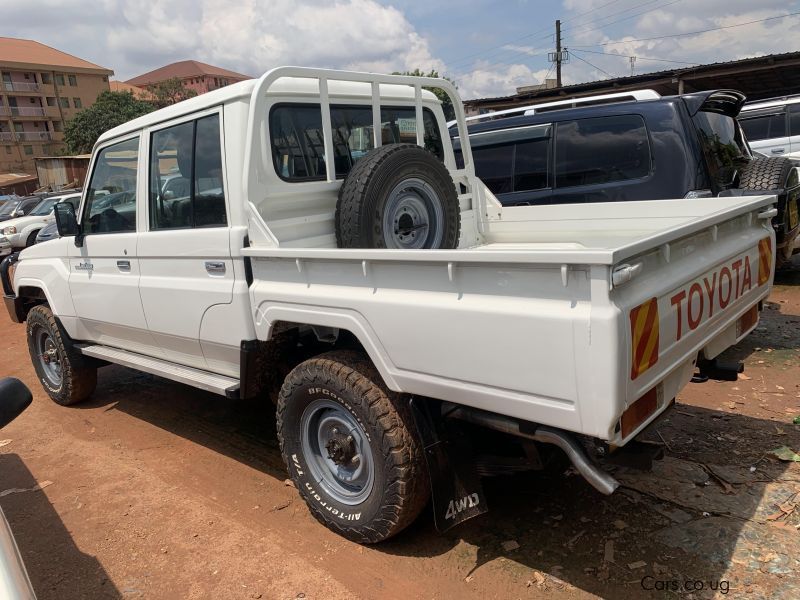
[553,113,654,191]
[78,132,142,236]
[268,102,446,183]
[143,106,229,232]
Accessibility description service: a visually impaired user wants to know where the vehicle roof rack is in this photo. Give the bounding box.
[456,89,661,127]
[743,92,800,108]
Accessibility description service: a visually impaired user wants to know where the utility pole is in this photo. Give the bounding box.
[630,56,636,76]
[555,19,562,88]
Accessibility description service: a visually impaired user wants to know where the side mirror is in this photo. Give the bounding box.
[54,201,81,245]
[13,209,23,217]
[0,377,32,429]
[163,190,176,200]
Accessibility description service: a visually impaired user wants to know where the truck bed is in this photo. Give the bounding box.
[243,194,776,445]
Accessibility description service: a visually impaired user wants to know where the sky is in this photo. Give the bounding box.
[1,0,799,100]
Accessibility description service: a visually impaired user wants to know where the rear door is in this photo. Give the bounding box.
[138,109,234,371]
[739,107,790,157]
[789,104,800,159]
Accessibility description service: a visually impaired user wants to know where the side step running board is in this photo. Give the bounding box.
[79,345,240,398]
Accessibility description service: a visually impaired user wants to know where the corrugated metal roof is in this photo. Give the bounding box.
[467,50,800,104]
[0,172,37,185]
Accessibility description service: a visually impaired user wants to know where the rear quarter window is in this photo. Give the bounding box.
[555,115,651,188]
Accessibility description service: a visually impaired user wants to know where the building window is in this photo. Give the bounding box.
[102,76,108,82]
[55,74,65,86]
[30,97,37,104]
[46,97,56,107]
[59,98,70,108]
[4,147,11,155]
[73,97,82,109]
[52,121,63,132]
[68,75,77,86]
[23,73,30,80]
[41,73,52,85]
[23,145,33,156]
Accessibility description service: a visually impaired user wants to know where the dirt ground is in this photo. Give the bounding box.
[2,265,800,599]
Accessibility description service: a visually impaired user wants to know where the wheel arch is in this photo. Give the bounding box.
[254,304,400,391]
[15,277,75,325]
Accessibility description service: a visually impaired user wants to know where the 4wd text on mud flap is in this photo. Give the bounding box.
[445,493,480,520]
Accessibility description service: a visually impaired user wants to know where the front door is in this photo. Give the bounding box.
[68,135,156,354]
[138,112,234,371]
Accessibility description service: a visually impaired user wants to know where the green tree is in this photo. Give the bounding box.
[392,69,458,120]
[149,77,198,109]
[64,91,154,154]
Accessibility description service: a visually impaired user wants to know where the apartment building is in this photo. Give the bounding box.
[126,60,250,96]
[0,37,113,174]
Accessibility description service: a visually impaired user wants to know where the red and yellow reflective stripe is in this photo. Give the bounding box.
[758,237,772,287]
[630,297,659,380]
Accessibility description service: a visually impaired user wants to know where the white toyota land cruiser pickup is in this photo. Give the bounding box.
[1,68,776,543]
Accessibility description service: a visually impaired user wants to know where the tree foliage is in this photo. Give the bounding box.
[392,69,458,120]
[148,77,199,109]
[63,91,154,154]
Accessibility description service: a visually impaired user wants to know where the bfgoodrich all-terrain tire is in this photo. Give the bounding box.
[26,305,97,406]
[277,350,429,543]
[335,143,460,249]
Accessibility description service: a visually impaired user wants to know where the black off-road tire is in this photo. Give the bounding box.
[277,350,429,543]
[740,157,796,266]
[335,143,460,249]
[739,156,793,191]
[26,305,97,406]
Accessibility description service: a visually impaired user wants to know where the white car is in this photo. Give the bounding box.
[0,236,10,257]
[740,95,800,160]
[1,193,81,250]
[3,67,777,544]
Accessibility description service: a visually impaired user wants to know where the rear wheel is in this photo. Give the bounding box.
[276,350,429,543]
[26,305,97,406]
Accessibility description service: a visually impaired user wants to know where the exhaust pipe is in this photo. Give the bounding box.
[446,405,619,495]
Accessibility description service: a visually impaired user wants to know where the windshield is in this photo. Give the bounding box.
[30,197,59,216]
[692,111,751,192]
[0,199,21,216]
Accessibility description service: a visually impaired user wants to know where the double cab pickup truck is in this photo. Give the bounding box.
[1,68,777,543]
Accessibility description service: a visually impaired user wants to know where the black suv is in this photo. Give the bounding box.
[452,90,800,265]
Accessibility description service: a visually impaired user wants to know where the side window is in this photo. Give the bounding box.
[514,138,549,192]
[740,115,770,141]
[555,115,650,189]
[149,114,226,230]
[83,137,139,235]
[270,104,443,181]
[472,144,514,195]
[790,105,800,137]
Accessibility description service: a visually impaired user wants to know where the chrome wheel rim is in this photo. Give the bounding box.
[382,177,444,249]
[35,328,62,387]
[300,399,374,505]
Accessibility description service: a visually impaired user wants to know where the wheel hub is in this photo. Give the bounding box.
[325,431,357,466]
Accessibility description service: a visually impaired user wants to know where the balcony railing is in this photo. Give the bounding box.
[2,82,40,92]
[0,107,9,116]
[9,107,45,117]
[17,131,51,141]
[0,132,14,142]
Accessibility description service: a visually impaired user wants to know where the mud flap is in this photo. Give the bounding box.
[409,397,488,532]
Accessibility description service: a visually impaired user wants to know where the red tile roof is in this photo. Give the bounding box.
[0,37,113,74]
[109,80,155,100]
[126,60,251,87]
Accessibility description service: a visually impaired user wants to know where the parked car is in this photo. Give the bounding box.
[0,193,81,249]
[3,67,777,544]
[0,197,43,224]
[450,89,800,266]
[34,195,82,245]
[739,94,800,161]
[0,377,35,600]
[0,236,10,258]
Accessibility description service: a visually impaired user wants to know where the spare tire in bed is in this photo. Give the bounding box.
[335,143,460,249]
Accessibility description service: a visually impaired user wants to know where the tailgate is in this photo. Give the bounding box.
[613,200,776,441]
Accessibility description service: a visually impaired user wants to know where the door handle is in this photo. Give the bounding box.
[116,260,131,272]
[205,261,226,275]
[772,148,786,154]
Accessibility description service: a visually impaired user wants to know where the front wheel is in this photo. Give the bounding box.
[277,350,429,543]
[26,305,97,406]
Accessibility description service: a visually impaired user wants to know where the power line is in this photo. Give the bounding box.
[570,49,617,79]
[572,9,800,47]
[446,0,629,70]
[561,0,681,37]
[577,47,699,66]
